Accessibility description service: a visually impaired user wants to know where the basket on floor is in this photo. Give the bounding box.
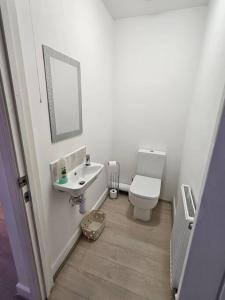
[81,210,105,241]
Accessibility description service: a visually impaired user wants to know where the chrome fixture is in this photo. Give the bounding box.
[69,195,86,214]
[85,154,91,166]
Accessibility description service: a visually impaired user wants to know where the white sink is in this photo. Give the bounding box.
[54,162,104,197]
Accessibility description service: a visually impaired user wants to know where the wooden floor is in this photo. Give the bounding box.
[50,194,172,300]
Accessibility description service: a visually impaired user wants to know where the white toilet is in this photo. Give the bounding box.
[129,149,166,221]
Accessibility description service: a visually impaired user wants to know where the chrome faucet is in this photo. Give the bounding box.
[85,154,91,166]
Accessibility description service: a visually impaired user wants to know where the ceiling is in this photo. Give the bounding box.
[102,0,209,19]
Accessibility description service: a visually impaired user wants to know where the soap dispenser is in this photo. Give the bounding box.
[58,158,68,184]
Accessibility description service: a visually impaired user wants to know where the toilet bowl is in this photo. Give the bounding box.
[129,149,166,221]
[129,175,161,221]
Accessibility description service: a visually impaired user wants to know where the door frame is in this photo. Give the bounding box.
[0,1,45,299]
[0,0,53,297]
[0,68,42,299]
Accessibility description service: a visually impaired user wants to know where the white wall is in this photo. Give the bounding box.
[14,0,113,287]
[12,0,210,295]
[177,0,225,206]
[113,7,207,201]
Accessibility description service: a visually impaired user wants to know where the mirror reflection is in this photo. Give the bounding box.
[43,45,83,143]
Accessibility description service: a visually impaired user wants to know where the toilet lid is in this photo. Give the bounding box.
[130,175,161,200]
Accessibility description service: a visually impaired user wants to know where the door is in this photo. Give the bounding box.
[177,95,225,299]
[0,8,43,300]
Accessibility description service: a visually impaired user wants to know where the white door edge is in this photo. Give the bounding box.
[0,0,53,297]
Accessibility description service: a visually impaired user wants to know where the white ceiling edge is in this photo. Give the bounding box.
[102,0,209,20]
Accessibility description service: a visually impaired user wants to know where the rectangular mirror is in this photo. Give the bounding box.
[43,45,83,143]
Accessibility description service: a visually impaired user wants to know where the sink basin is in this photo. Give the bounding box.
[54,162,104,197]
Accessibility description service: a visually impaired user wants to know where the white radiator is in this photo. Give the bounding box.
[170,184,196,291]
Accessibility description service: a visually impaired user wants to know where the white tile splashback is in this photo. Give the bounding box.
[50,146,86,183]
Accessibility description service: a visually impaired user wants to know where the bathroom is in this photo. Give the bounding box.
[1,0,225,299]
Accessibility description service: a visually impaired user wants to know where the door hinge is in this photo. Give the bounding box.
[24,191,31,203]
[18,175,28,188]
[188,221,194,230]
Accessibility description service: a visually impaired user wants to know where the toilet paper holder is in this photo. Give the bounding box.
[107,161,120,199]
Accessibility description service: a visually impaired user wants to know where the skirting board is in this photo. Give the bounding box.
[51,188,108,275]
[173,196,177,215]
[16,283,31,299]
[171,196,177,225]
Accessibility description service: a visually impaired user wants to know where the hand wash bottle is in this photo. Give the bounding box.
[58,158,68,184]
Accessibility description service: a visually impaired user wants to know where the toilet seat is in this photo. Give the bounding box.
[130,175,161,200]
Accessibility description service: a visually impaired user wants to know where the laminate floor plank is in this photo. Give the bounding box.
[56,265,149,300]
[50,194,172,300]
[67,247,170,299]
[78,238,169,282]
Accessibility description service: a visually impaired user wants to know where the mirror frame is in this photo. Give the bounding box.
[43,45,83,143]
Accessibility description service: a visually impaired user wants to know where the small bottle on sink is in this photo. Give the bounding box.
[58,158,68,184]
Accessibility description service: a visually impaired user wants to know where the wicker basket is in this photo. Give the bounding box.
[81,210,105,241]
